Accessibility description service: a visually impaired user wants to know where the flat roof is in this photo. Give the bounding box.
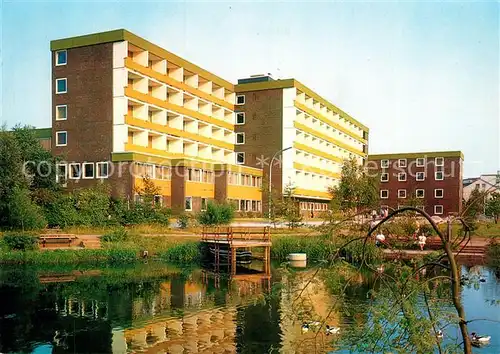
[235,78,369,132]
[34,128,52,139]
[50,29,234,91]
[368,151,464,160]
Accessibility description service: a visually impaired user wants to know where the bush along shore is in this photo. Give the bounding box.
[0,230,202,265]
[0,232,385,266]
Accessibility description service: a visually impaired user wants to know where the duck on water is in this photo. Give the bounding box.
[471,332,491,347]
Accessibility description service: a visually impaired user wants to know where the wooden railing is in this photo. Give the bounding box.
[201,227,270,244]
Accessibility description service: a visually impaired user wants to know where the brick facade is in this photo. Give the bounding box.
[234,89,283,212]
[368,153,463,216]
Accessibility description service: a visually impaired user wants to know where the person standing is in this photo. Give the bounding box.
[418,234,427,251]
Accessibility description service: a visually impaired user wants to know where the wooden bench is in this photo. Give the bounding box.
[39,234,77,247]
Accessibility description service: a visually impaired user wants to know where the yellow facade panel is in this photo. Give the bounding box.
[294,101,367,144]
[185,181,215,198]
[227,185,262,200]
[293,142,344,164]
[293,188,331,200]
[214,163,263,176]
[134,177,171,196]
[294,121,365,157]
[293,162,340,179]
[125,116,234,150]
[125,58,234,110]
[125,87,234,130]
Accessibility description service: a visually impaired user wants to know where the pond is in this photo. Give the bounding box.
[0,261,498,353]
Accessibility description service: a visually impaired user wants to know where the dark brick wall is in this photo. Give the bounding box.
[214,170,228,202]
[234,88,283,212]
[51,43,133,195]
[171,166,186,212]
[367,156,463,216]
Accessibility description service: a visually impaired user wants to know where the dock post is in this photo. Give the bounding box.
[231,247,236,276]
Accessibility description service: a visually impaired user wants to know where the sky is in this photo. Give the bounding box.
[1,0,498,178]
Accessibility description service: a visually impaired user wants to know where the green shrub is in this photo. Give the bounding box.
[486,239,500,269]
[101,228,129,243]
[177,214,190,229]
[197,202,234,226]
[44,193,80,227]
[158,242,201,263]
[271,236,332,261]
[3,234,38,251]
[7,186,46,230]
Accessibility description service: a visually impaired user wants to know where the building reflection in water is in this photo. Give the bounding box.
[112,259,273,353]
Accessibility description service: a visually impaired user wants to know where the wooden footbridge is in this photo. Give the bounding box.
[201,227,271,275]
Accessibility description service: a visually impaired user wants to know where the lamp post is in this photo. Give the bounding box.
[268,146,292,219]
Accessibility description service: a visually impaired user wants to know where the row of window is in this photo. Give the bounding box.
[135,163,171,180]
[56,162,109,182]
[380,188,444,199]
[227,172,262,187]
[381,171,445,182]
[228,199,262,212]
[299,202,329,211]
[380,157,445,168]
[187,168,215,183]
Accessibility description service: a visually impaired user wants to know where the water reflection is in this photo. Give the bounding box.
[0,262,499,353]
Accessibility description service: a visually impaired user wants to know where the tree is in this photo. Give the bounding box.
[485,192,500,223]
[275,182,303,229]
[134,175,161,205]
[463,188,486,230]
[329,158,379,215]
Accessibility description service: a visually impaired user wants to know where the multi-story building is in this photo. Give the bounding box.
[463,173,500,201]
[50,29,262,213]
[234,75,369,216]
[367,151,464,216]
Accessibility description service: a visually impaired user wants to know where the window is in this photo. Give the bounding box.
[69,163,81,179]
[434,205,443,215]
[236,132,245,145]
[236,95,245,105]
[201,198,207,211]
[185,197,192,211]
[435,157,444,166]
[236,112,245,125]
[416,157,425,167]
[435,171,444,180]
[56,163,67,185]
[435,189,444,198]
[96,162,109,178]
[398,172,407,181]
[416,189,425,198]
[56,50,67,66]
[416,172,425,181]
[380,173,389,182]
[56,131,67,146]
[154,195,162,206]
[56,78,67,94]
[236,152,245,165]
[398,159,407,168]
[380,190,389,199]
[56,105,67,120]
[398,189,407,199]
[381,160,389,168]
[482,183,486,189]
[83,162,94,179]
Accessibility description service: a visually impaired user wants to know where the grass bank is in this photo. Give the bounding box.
[271,234,382,263]
[0,231,202,265]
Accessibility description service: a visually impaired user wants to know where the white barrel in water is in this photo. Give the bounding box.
[287,253,307,261]
[289,260,307,268]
